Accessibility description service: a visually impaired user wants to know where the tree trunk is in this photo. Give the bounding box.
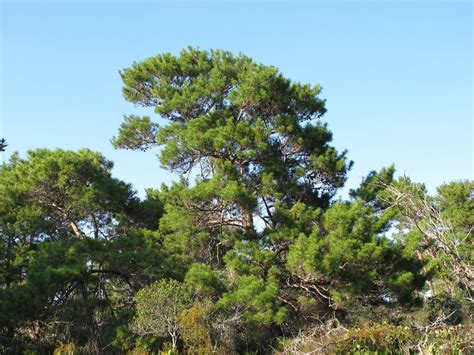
[170,332,177,351]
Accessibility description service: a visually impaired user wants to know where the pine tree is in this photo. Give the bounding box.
[0,149,165,353]
[115,48,424,349]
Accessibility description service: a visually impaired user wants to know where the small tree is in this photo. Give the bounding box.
[132,279,193,351]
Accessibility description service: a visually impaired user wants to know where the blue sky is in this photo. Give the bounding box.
[1,0,472,198]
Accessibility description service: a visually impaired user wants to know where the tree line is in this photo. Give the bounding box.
[1,48,472,354]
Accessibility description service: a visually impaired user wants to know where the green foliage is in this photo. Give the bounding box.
[0,149,165,353]
[119,47,326,123]
[350,165,395,208]
[384,178,473,304]
[218,273,288,325]
[185,263,225,298]
[2,48,471,353]
[112,115,159,151]
[132,279,193,350]
[436,180,474,233]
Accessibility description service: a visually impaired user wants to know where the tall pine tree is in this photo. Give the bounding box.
[115,48,424,350]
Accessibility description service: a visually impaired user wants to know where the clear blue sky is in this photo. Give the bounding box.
[1,0,472,198]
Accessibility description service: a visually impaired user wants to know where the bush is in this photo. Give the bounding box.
[178,302,213,354]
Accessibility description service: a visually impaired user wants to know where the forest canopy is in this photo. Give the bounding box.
[1,48,472,354]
